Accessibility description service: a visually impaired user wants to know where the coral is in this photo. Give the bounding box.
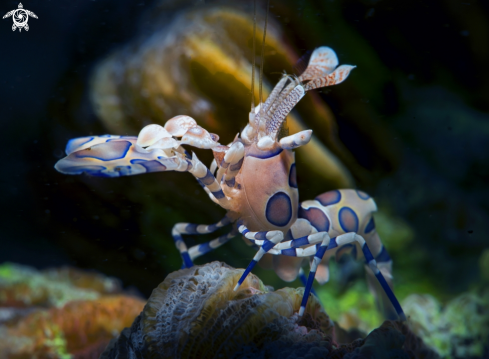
[0,264,145,359]
[0,295,145,359]
[102,261,333,359]
[0,262,121,308]
[102,262,436,359]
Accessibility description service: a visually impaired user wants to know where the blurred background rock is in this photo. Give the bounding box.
[0,0,488,356]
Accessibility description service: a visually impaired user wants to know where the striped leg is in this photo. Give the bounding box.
[188,230,238,261]
[365,240,397,319]
[220,142,244,188]
[234,224,285,291]
[187,228,238,261]
[298,267,318,297]
[189,153,230,209]
[300,232,406,320]
[172,216,232,268]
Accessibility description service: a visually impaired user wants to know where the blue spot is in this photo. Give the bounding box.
[220,159,229,169]
[246,146,283,159]
[375,246,391,263]
[357,190,370,200]
[65,137,94,155]
[338,207,359,233]
[242,229,250,235]
[289,163,297,188]
[230,157,244,171]
[265,192,292,227]
[315,190,341,206]
[75,140,132,161]
[298,207,330,232]
[364,217,376,234]
[199,169,215,185]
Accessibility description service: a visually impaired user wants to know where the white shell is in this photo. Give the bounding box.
[299,47,339,81]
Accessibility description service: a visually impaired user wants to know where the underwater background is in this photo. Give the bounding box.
[1,0,488,357]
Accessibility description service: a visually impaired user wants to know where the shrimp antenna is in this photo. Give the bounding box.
[250,0,257,115]
[258,0,270,107]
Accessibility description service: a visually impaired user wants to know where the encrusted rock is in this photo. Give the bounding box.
[102,261,333,358]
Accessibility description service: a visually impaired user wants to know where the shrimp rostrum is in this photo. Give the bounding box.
[55,47,406,321]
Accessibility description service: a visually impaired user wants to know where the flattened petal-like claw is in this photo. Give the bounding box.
[146,137,180,150]
[137,124,172,148]
[181,126,219,149]
[299,46,339,81]
[164,115,197,137]
[55,138,191,177]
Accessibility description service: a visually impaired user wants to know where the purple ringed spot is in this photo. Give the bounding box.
[288,163,297,188]
[338,207,359,233]
[75,141,132,161]
[315,190,341,206]
[265,192,292,227]
[356,190,370,200]
[298,207,330,232]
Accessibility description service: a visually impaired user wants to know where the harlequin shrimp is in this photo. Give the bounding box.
[55,9,405,322]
